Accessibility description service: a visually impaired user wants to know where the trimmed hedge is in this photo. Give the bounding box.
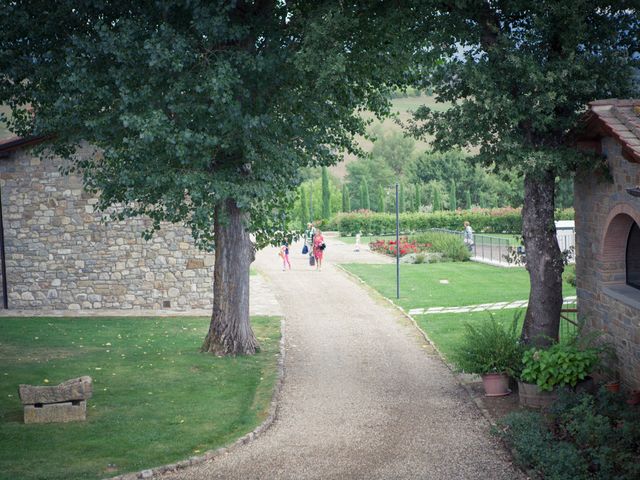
[331,208,574,235]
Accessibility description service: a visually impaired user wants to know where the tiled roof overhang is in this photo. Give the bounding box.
[575,99,640,163]
[0,135,48,159]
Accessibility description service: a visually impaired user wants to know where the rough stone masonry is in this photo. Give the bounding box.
[0,144,215,311]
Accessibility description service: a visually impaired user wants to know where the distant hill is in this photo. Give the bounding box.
[329,94,449,180]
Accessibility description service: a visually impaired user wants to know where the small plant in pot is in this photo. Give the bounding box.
[519,341,601,408]
[451,315,523,396]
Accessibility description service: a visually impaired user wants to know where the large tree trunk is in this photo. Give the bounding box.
[201,199,259,355]
[520,170,564,348]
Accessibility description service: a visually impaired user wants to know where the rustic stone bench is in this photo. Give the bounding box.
[18,376,92,424]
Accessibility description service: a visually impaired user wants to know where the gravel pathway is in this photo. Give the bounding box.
[159,234,523,480]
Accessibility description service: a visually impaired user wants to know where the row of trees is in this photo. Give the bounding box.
[294,126,575,227]
[3,1,637,354]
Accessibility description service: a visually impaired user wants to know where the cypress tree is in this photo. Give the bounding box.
[377,185,385,212]
[321,166,331,220]
[361,179,371,210]
[449,179,457,211]
[414,184,421,212]
[342,183,350,212]
[432,188,441,211]
[300,185,309,230]
[466,190,472,210]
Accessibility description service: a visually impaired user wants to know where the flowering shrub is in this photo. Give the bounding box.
[369,237,430,257]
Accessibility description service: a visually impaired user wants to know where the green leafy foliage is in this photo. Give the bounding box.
[451,315,524,376]
[0,1,416,250]
[495,411,589,480]
[410,232,470,262]
[449,179,457,211]
[563,264,577,288]
[360,179,371,210]
[341,183,350,213]
[299,186,310,230]
[409,1,638,345]
[521,343,601,392]
[331,208,574,235]
[321,167,331,221]
[496,389,640,480]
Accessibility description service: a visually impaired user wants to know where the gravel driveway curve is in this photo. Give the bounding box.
[160,235,523,480]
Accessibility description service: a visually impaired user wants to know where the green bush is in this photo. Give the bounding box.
[563,264,577,287]
[496,389,640,480]
[521,342,600,392]
[334,208,574,235]
[495,411,590,480]
[410,231,470,261]
[451,315,524,376]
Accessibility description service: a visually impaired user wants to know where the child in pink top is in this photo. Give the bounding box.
[280,242,291,271]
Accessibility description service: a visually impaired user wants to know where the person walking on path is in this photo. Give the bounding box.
[313,229,325,271]
[463,220,474,252]
[279,242,291,271]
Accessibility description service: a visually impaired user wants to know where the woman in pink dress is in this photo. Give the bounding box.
[313,229,325,271]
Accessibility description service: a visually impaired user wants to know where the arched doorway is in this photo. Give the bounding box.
[627,221,640,290]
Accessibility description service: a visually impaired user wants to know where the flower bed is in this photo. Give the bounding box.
[369,237,430,257]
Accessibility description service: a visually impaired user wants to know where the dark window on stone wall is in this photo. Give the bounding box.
[627,222,640,290]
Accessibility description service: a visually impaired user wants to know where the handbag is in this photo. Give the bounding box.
[320,242,326,250]
[302,244,308,255]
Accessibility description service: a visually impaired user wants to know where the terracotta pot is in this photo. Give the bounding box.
[481,373,511,397]
[605,381,620,393]
[518,381,558,409]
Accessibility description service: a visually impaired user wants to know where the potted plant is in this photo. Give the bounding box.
[451,315,523,396]
[518,341,601,408]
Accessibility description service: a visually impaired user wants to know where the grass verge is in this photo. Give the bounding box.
[340,262,576,312]
[0,316,280,480]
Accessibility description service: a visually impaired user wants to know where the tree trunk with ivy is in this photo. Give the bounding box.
[520,170,564,347]
[202,199,259,355]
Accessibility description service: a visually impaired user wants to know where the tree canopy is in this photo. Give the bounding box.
[0,1,416,354]
[0,1,412,248]
[409,1,639,345]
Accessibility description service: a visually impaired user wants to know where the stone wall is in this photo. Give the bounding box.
[0,146,214,311]
[574,136,640,389]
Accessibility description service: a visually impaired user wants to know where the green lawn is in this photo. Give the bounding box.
[0,316,280,480]
[340,262,576,311]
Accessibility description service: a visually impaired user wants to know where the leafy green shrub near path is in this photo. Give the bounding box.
[563,263,577,287]
[411,231,470,262]
[495,389,640,480]
[331,208,574,235]
[451,315,523,376]
[521,342,601,392]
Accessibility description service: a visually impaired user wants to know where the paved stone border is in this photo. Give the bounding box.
[105,317,287,480]
[408,295,577,316]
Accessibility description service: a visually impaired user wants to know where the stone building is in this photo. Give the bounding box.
[574,99,640,389]
[0,137,214,311]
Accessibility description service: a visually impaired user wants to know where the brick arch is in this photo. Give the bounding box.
[600,204,640,264]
